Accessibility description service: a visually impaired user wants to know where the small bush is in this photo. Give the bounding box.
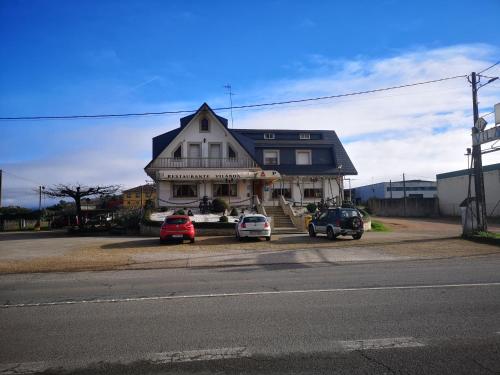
[229,207,239,216]
[219,215,229,223]
[306,203,317,213]
[212,198,229,213]
[174,209,185,215]
[371,220,390,232]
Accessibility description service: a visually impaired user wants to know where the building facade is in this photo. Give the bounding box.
[122,184,157,208]
[353,180,437,204]
[145,103,357,208]
[436,163,500,217]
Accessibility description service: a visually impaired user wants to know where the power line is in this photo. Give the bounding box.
[478,60,500,74]
[1,170,45,185]
[0,75,467,121]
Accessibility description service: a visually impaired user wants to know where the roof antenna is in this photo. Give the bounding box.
[223,84,234,128]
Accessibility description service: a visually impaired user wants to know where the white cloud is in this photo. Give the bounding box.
[2,44,499,206]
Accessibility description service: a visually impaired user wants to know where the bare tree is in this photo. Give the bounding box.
[44,184,120,228]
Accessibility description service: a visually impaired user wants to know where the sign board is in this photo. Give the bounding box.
[495,103,500,125]
[472,126,500,146]
[158,169,280,181]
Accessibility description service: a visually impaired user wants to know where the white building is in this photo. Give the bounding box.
[144,103,357,209]
[353,180,437,204]
[436,163,500,217]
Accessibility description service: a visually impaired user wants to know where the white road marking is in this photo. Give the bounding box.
[148,347,250,363]
[0,361,48,374]
[2,282,500,308]
[338,337,425,351]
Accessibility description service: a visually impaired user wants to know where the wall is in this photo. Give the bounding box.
[157,110,250,161]
[437,168,500,217]
[367,197,439,217]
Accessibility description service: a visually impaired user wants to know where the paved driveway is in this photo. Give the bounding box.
[0,218,498,273]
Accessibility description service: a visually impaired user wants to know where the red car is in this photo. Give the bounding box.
[160,215,195,244]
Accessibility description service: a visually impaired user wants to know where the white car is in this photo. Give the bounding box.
[235,214,271,241]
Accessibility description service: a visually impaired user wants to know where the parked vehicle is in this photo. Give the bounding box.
[160,215,195,243]
[235,214,271,241]
[308,207,364,240]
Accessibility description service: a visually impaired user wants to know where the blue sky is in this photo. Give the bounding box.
[1,0,499,206]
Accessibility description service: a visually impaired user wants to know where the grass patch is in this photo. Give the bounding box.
[476,231,500,239]
[371,220,390,232]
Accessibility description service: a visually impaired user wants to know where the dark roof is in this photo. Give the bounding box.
[146,103,357,176]
[436,163,500,180]
[231,128,357,175]
[152,128,181,159]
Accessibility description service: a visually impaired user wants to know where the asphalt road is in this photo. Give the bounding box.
[1,255,500,374]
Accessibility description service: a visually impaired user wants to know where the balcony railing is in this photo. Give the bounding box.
[148,157,258,169]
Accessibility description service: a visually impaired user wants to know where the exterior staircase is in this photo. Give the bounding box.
[264,205,297,232]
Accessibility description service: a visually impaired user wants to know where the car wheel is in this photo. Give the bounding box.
[266,236,271,241]
[190,237,195,243]
[352,233,362,240]
[327,227,336,240]
[159,238,165,245]
[308,225,316,237]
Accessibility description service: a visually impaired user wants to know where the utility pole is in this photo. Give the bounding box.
[403,173,407,217]
[0,169,2,208]
[389,180,393,200]
[470,72,487,232]
[37,185,44,230]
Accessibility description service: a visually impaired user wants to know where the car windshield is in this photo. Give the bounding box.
[165,218,188,224]
[340,209,359,218]
[243,216,266,223]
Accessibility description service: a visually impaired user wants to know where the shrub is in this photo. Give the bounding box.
[229,207,239,216]
[219,215,229,223]
[174,209,185,215]
[212,198,229,213]
[306,203,317,213]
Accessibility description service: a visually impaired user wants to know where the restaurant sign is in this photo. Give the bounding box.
[158,170,280,181]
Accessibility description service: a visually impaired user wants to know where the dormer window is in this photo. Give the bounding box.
[200,118,210,132]
[228,144,237,158]
[264,133,275,140]
[299,133,311,140]
[173,145,182,158]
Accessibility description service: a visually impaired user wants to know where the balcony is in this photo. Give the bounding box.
[148,157,259,169]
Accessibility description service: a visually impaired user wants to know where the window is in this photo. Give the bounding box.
[263,150,279,165]
[213,183,237,197]
[173,184,197,198]
[164,217,188,225]
[243,216,267,223]
[304,188,323,198]
[228,144,237,158]
[126,193,131,198]
[173,145,182,158]
[272,188,291,199]
[135,192,140,198]
[264,133,275,140]
[296,150,312,165]
[200,118,210,132]
[299,133,310,140]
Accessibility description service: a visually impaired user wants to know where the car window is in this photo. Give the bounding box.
[165,218,188,224]
[340,209,359,218]
[243,216,266,223]
[318,212,328,221]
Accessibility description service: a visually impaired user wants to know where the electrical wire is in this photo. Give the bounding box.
[1,170,45,185]
[478,60,500,74]
[0,75,467,121]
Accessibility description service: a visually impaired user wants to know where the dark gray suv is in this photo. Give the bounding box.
[309,207,364,240]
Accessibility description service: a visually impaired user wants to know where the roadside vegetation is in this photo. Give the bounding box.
[371,220,391,232]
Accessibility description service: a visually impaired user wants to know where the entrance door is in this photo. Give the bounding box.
[188,144,201,167]
[253,180,264,202]
[208,143,222,168]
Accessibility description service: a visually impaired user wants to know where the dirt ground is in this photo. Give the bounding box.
[0,217,498,274]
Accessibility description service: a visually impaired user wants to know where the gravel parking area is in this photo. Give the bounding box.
[0,218,498,274]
